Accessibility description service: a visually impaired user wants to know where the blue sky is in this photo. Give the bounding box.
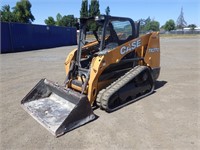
[1,0,200,26]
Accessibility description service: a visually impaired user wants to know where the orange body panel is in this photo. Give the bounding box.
[65,32,160,104]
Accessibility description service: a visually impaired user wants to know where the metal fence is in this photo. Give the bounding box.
[167,30,200,34]
[1,22,77,53]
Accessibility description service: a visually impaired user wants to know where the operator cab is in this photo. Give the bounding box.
[78,15,139,70]
[70,15,140,90]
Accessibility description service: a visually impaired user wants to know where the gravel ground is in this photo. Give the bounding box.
[0,37,200,150]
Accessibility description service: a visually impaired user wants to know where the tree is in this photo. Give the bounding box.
[80,0,88,18]
[45,17,56,25]
[138,18,146,32]
[0,5,15,22]
[139,17,152,32]
[164,19,176,31]
[145,20,160,31]
[139,17,160,32]
[105,6,110,15]
[44,14,78,27]
[56,13,63,26]
[89,0,100,17]
[176,7,187,30]
[12,0,35,23]
[60,15,77,27]
[67,15,78,27]
[188,24,196,30]
[1,0,35,23]
[188,24,197,33]
[160,25,165,29]
[88,0,100,31]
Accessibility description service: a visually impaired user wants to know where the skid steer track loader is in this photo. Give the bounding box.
[21,15,160,137]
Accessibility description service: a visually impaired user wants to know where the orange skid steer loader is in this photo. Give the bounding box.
[21,15,160,137]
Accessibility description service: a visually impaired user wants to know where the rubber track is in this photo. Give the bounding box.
[96,65,154,112]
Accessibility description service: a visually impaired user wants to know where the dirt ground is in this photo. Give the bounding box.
[0,37,200,150]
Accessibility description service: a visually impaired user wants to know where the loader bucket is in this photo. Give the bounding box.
[21,79,96,137]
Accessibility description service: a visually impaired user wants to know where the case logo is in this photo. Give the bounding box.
[120,39,141,55]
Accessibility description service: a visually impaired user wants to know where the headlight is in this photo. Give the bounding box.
[95,15,105,21]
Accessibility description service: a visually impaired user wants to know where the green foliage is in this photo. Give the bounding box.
[87,20,98,31]
[139,17,151,31]
[105,6,110,15]
[145,20,160,31]
[164,19,176,31]
[138,18,146,32]
[139,17,160,32]
[44,17,56,26]
[1,0,34,23]
[79,0,101,31]
[80,0,100,18]
[61,15,77,27]
[89,0,100,17]
[145,17,151,24]
[13,0,35,23]
[188,24,197,30]
[0,5,15,22]
[44,14,78,28]
[80,0,88,18]
[176,7,187,29]
[160,25,165,29]
[56,13,63,26]
[88,0,100,31]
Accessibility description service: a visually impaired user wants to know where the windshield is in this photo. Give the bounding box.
[82,19,105,44]
[86,20,132,46]
[111,20,132,40]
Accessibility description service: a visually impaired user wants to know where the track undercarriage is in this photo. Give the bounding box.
[96,65,154,112]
